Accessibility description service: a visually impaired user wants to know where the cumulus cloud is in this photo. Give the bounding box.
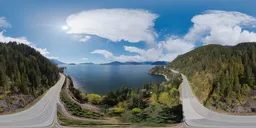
[47,56,59,59]
[34,47,49,56]
[91,10,256,62]
[0,17,56,58]
[158,10,256,61]
[160,36,194,54]
[91,40,194,62]
[0,31,54,57]
[0,17,11,28]
[79,35,91,42]
[0,31,31,45]
[91,50,114,59]
[185,10,256,45]
[66,9,158,43]
[91,45,164,62]
[124,46,146,55]
[124,46,163,61]
[91,49,143,62]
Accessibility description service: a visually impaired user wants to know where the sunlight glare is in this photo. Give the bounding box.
[62,25,68,30]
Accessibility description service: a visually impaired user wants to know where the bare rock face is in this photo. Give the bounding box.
[251,107,256,112]
[0,94,35,113]
[0,100,8,112]
[231,100,256,113]
[232,106,252,113]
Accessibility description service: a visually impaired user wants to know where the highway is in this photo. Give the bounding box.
[2,70,256,128]
[178,70,256,128]
[0,73,65,128]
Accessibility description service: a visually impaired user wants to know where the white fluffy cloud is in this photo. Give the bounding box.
[0,17,11,28]
[124,46,163,61]
[91,10,256,62]
[160,36,194,54]
[34,47,49,56]
[91,50,114,59]
[124,46,146,55]
[0,18,56,58]
[185,10,256,45]
[66,9,158,43]
[91,46,163,62]
[91,42,193,62]
[79,35,91,42]
[0,31,32,45]
[47,56,59,59]
[91,49,143,62]
[0,31,55,58]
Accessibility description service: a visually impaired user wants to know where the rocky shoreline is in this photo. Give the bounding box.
[150,73,169,81]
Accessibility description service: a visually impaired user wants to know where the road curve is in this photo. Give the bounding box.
[175,69,256,128]
[0,73,65,128]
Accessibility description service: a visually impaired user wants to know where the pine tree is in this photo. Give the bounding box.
[0,68,7,93]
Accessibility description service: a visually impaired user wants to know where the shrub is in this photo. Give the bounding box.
[150,93,158,103]
[132,108,142,113]
[241,84,251,95]
[158,92,172,107]
[120,110,133,122]
[169,87,179,98]
[79,92,87,101]
[87,93,102,105]
[113,107,125,113]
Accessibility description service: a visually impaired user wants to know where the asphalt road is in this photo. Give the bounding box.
[3,69,256,128]
[0,73,65,128]
[178,71,256,128]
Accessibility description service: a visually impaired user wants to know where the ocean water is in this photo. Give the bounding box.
[62,64,165,94]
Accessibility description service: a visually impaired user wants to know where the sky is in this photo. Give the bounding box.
[1,0,256,64]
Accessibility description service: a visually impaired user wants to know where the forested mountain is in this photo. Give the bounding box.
[0,42,59,113]
[49,59,65,65]
[168,43,256,113]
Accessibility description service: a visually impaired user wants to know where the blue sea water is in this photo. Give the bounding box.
[62,64,165,94]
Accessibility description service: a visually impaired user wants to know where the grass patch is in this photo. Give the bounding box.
[60,91,103,119]
[57,111,107,126]
[135,122,180,127]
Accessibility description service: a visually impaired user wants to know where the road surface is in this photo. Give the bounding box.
[177,70,256,128]
[0,73,65,128]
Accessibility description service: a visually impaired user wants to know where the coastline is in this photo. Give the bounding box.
[151,73,169,81]
[70,76,88,93]
[162,74,170,81]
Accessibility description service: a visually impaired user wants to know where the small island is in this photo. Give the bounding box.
[68,63,76,65]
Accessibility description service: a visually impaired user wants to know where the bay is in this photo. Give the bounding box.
[62,64,165,94]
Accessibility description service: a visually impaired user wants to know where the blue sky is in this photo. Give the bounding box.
[1,0,256,63]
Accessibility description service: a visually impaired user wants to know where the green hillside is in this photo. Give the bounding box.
[0,42,59,113]
[169,43,256,113]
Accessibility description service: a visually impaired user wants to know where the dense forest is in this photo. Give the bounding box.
[66,70,183,125]
[169,43,256,113]
[0,42,59,113]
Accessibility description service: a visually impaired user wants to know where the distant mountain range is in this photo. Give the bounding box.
[49,59,65,65]
[79,62,94,65]
[101,61,168,65]
[49,59,168,66]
